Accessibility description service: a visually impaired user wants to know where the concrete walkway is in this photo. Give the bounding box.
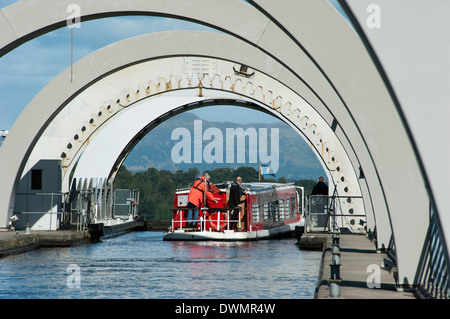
[313,233,417,299]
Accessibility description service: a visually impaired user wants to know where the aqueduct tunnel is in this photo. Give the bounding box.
[0,0,448,291]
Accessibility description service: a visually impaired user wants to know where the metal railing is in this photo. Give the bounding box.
[63,190,90,231]
[306,194,365,233]
[416,201,450,299]
[170,207,244,232]
[14,184,140,232]
[62,181,139,231]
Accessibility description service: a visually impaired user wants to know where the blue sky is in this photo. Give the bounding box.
[0,0,348,131]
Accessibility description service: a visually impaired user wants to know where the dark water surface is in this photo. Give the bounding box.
[0,231,321,299]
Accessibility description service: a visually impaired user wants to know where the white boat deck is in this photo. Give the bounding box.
[163,222,300,241]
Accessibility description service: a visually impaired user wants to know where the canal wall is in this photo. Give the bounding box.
[0,230,90,257]
[0,219,163,257]
[0,219,146,256]
[144,220,171,231]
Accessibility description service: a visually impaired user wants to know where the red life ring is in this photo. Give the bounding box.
[207,212,228,231]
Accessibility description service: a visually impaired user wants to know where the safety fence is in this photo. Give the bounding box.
[306,195,365,233]
[12,178,140,232]
[416,201,450,299]
[171,207,245,232]
[63,184,140,231]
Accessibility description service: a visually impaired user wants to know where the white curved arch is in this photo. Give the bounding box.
[0,0,384,239]
[29,54,365,231]
[0,0,440,287]
[5,29,375,228]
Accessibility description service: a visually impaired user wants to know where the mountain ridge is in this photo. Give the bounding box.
[123,112,325,180]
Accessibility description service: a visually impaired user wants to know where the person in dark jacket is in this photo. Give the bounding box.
[228,177,246,230]
[311,176,329,195]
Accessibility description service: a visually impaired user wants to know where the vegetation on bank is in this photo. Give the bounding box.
[114,166,316,221]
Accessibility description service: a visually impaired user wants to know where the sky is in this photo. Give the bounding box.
[0,0,349,131]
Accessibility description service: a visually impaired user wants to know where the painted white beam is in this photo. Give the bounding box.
[0,1,378,240]
[343,0,450,286]
[0,0,442,286]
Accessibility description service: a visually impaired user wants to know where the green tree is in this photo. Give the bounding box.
[114,166,136,189]
[204,167,233,183]
[294,179,316,195]
[277,176,288,183]
[233,166,259,182]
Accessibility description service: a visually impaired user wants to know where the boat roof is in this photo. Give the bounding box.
[242,182,295,191]
[176,181,296,193]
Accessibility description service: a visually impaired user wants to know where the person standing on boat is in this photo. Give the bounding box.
[187,173,218,227]
[228,176,246,230]
[311,176,329,195]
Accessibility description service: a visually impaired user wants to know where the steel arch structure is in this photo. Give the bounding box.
[0,0,447,291]
[0,0,393,251]
[20,34,367,234]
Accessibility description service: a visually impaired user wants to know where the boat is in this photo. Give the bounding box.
[163,182,304,241]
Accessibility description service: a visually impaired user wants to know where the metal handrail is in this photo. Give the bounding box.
[307,194,365,233]
[171,207,244,232]
[171,217,244,232]
[170,207,240,211]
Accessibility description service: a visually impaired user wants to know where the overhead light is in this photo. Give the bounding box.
[233,64,255,78]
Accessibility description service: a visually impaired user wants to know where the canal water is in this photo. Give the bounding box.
[0,231,322,299]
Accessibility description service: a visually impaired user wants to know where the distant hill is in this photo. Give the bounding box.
[122,112,325,181]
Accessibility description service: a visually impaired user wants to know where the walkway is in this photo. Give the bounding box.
[313,233,417,299]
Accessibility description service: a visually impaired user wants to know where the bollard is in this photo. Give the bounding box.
[329,247,342,298]
[331,252,341,265]
[330,262,340,279]
[329,278,343,298]
[331,243,340,253]
[329,263,342,298]
[25,225,31,234]
[332,233,340,245]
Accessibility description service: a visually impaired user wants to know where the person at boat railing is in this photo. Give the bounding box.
[228,176,246,230]
[186,173,218,228]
